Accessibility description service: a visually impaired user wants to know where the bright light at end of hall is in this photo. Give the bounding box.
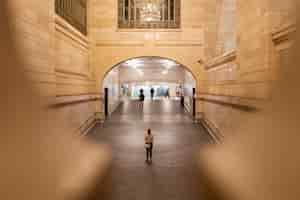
[137,69,144,76]
[162,70,168,75]
[146,17,153,22]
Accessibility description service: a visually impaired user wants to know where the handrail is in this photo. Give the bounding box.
[78,114,97,135]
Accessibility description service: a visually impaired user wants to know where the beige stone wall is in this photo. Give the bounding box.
[199,0,295,139]
[8,0,98,135]
[89,0,206,89]
[8,0,55,96]
[215,0,237,55]
[7,0,295,138]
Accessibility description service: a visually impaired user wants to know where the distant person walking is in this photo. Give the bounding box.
[165,88,170,98]
[138,89,145,111]
[139,89,145,102]
[150,88,155,100]
[144,128,154,162]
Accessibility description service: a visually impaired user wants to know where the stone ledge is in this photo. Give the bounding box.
[116,28,182,32]
[55,68,90,79]
[96,41,145,47]
[155,40,202,47]
[272,23,296,46]
[203,50,237,70]
[49,93,103,107]
[196,94,261,112]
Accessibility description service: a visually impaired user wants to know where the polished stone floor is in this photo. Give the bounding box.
[88,99,213,200]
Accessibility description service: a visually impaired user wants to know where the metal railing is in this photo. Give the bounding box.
[55,0,87,35]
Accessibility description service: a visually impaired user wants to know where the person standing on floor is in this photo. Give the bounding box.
[139,89,145,102]
[145,128,154,162]
[166,88,170,98]
[150,87,155,100]
[138,89,145,111]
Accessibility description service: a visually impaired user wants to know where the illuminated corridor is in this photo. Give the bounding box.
[88,99,212,200]
[0,0,298,200]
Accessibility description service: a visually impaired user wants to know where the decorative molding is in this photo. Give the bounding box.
[55,15,89,50]
[55,68,89,78]
[55,74,96,82]
[155,41,202,47]
[196,95,258,112]
[116,28,182,32]
[55,93,102,98]
[50,93,103,107]
[96,41,145,47]
[24,69,55,76]
[272,23,296,50]
[204,50,237,70]
[95,40,202,47]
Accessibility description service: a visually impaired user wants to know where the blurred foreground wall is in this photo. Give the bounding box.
[7,0,100,135]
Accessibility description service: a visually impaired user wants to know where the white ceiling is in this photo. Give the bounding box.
[119,57,181,70]
[109,57,193,84]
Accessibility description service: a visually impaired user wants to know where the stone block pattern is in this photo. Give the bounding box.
[8,0,98,135]
[198,0,295,138]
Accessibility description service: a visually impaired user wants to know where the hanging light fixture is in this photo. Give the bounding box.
[136,0,162,22]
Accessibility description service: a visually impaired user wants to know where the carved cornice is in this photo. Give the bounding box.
[96,41,145,47]
[272,23,296,47]
[116,28,182,32]
[55,68,89,78]
[95,40,202,47]
[155,41,202,47]
[197,97,257,112]
[51,93,103,107]
[196,94,259,112]
[204,50,237,70]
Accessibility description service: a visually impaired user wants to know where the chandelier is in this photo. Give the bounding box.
[136,0,163,22]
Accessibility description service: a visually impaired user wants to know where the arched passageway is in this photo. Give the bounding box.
[87,57,213,200]
[101,56,197,117]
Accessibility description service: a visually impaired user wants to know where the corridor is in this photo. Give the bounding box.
[88,99,213,200]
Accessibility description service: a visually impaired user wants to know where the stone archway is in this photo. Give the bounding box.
[100,56,198,88]
[93,54,202,92]
[98,56,198,117]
